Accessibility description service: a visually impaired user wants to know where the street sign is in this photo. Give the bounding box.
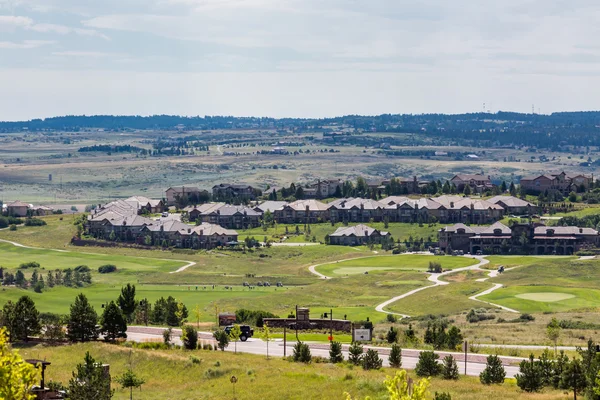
[353,328,371,342]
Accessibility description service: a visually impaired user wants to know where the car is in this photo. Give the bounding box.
[224,325,254,341]
[161,212,169,217]
[476,250,483,256]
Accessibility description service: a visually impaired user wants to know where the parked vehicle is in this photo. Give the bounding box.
[224,325,254,341]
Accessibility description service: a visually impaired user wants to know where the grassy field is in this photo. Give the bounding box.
[316,254,477,276]
[15,342,569,400]
[484,255,576,270]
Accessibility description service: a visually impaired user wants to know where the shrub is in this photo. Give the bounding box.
[479,355,506,384]
[442,355,459,380]
[0,216,8,228]
[162,328,172,345]
[213,329,230,351]
[434,392,452,400]
[74,265,90,273]
[466,309,496,323]
[388,344,402,368]
[19,261,40,269]
[329,341,343,363]
[386,314,397,323]
[415,351,442,377]
[386,327,399,343]
[189,355,201,365]
[98,264,117,274]
[9,224,17,231]
[348,342,364,365]
[428,261,442,273]
[361,349,382,370]
[24,218,47,226]
[292,342,311,363]
[182,325,198,350]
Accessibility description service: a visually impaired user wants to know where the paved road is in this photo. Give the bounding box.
[126,326,522,378]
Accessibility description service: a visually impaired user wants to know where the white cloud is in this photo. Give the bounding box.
[52,50,121,57]
[0,39,53,48]
[0,14,32,29]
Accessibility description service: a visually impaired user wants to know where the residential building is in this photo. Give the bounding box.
[254,201,288,214]
[165,186,205,206]
[520,172,593,195]
[532,226,599,255]
[197,204,261,229]
[124,196,165,214]
[31,205,54,216]
[6,201,29,217]
[329,224,391,246]
[212,184,259,201]
[274,199,329,223]
[304,179,343,199]
[328,198,386,223]
[450,174,493,193]
[487,196,539,215]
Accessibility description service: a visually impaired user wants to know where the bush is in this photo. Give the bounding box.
[415,351,442,377]
[74,265,90,273]
[182,325,198,350]
[348,342,364,365]
[19,261,40,269]
[388,344,402,368]
[292,341,311,363]
[329,341,343,363]
[98,264,117,274]
[434,393,452,400]
[361,349,382,370]
[479,355,506,384]
[235,308,279,327]
[9,224,17,231]
[24,218,47,226]
[386,314,397,323]
[466,309,496,323]
[428,261,442,273]
[162,328,172,345]
[442,355,459,380]
[386,327,399,343]
[189,355,201,365]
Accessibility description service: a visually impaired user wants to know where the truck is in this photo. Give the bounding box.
[224,325,254,341]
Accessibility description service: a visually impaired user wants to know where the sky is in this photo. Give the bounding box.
[1,0,600,120]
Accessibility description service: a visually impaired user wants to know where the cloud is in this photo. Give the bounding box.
[0,39,53,48]
[0,14,32,29]
[52,50,121,57]
[0,14,109,39]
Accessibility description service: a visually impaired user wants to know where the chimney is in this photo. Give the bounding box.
[188,228,191,233]
[580,228,583,233]
[450,202,454,208]
[306,205,310,212]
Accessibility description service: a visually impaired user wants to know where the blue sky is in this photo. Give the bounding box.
[1,0,600,120]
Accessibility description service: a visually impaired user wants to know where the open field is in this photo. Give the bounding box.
[15,342,569,400]
[316,254,477,276]
[484,255,576,270]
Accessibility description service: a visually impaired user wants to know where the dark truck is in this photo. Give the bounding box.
[224,325,254,341]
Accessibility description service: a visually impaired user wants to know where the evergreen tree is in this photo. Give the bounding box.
[479,355,506,384]
[0,301,17,342]
[463,184,471,196]
[68,351,114,400]
[552,351,569,389]
[509,182,516,196]
[116,367,145,400]
[30,270,38,286]
[388,344,402,368]
[67,293,99,342]
[213,329,229,351]
[560,359,586,400]
[329,341,343,363]
[15,270,25,288]
[13,295,41,342]
[181,325,198,350]
[446,326,463,350]
[292,341,311,363]
[415,351,442,377]
[500,181,507,192]
[348,342,364,365]
[100,301,127,342]
[516,354,543,393]
[386,326,399,343]
[362,349,382,370]
[442,355,459,380]
[118,284,137,323]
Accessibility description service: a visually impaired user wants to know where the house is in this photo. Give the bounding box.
[438,224,485,253]
[520,172,593,195]
[532,226,599,255]
[469,222,513,254]
[328,198,386,223]
[304,179,343,198]
[212,184,259,201]
[487,196,539,215]
[124,196,164,214]
[433,196,503,224]
[183,203,225,222]
[165,186,205,207]
[6,201,29,217]
[254,201,288,214]
[328,224,391,246]
[450,174,493,193]
[197,204,261,229]
[274,199,329,223]
[31,205,54,216]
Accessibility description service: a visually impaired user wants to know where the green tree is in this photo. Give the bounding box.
[162,328,172,345]
[0,328,39,400]
[362,349,382,370]
[560,359,586,400]
[229,324,241,354]
[68,351,114,400]
[416,351,441,377]
[463,184,472,196]
[117,284,137,323]
[442,355,459,380]
[0,301,17,342]
[292,341,311,363]
[345,369,430,400]
[100,301,127,342]
[261,322,273,360]
[348,342,364,365]
[509,182,516,196]
[193,305,202,329]
[116,368,145,400]
[329,341,343,364]
[213,329,229,351]
[479,355,506,384]
[40,313,65,343]
[516,354,543,393]
[388,344,402,368]
[67,293,99,342]
[13,295,41,342]
[386,326,399,343]
[547,317,561,356]
[446,326,463,350]
[181,325,198,350]
[15,270,25,288]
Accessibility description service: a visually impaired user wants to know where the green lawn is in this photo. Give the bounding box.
[480,285,600,313]
[484,255,576,270]
[316,254,477,276]
[385,281,492,317]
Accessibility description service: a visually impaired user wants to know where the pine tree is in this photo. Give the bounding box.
[116,365,145,400]
[442,355,459,380]
[516,354,543,392]
[213,329,229,351]
[118,284,137,323]
[388,344,402,368]
[348,342,364,365]
[13,295,41,342]
[181,325,198,350]
[100,301,127,342]
[329,341,343,363]
[30,270,38,286]
[67,293,99,342]
[415,351,442,377]
[362,349,382,370]
[68,351,114,400]
[479,355,506,384]
[0,301,17,342]
[386,326,398,343]
[15,270,25,288]
[292,341,311,363]
[559,359,586,400]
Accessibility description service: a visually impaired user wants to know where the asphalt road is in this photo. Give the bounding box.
[126,326,522,378]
